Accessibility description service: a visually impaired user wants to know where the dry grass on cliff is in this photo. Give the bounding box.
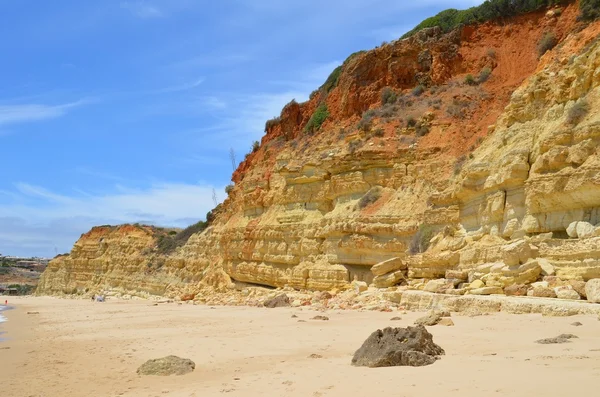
[156,221,208,254]
[567,98,590,125]
[357,187,383,209]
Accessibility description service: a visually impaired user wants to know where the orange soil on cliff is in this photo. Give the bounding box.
[232,3,586,186]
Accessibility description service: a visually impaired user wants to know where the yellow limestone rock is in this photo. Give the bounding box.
[371,257,406,276]
[469,287,504,296]
[424,279,455,293]
[585,279,600,303]
[469,280,485,289]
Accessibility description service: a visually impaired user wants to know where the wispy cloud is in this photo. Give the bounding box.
[73,167,130,183]
[120,1,163,19]
[0,181,224,256]
[198,96,227,110]
[0,100,88,127]
[157,77,205,93]
[169,54,253,71]
[172,60,342,149]
[16,183,76,205]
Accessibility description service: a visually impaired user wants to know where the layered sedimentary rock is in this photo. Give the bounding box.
[38,5,600,305]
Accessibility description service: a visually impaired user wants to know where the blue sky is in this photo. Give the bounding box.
[0,0,482,257]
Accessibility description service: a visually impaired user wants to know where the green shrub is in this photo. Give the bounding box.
[264,117,280,132]
[304,103,329,133]
[401,0,568,39]
[348,139,363,153]
[380,105,395,118]
[381,87,397,105]
[447,99,470,119]
[566,99,590,125]
[580,0,600,21]
[464,74,477,86]
[409,225,436,254]
[487,48,497,59]
[358,187,383,209]
[358,109,375,132]
[415,123,430,137]
[225,184,234,195]
[320,66,342,93]
[373,128,385,137]
[478,67,492,83]
[282,99,298,112]
[453,155,467,175]
[538,32,558,57]
[412,85,425,97]
[406,116,417,127]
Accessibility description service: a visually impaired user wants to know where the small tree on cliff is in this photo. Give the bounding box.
[303,103,329,134]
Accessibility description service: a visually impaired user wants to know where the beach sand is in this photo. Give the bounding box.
[1,296,599,397]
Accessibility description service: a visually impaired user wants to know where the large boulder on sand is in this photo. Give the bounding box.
[351,326,444,367]
[585,279,600,303]
[263,294,290,308]
[137,356,195,376]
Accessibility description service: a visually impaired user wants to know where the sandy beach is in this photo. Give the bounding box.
[1,296,600,397]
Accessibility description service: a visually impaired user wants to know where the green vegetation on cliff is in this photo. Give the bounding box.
[580,0,600,20]
[402,0,569,39]
[304,103,329,133]
[157,221,209,254]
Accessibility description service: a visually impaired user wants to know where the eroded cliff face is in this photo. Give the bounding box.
[38,5,600,304]
[37,225,211,297]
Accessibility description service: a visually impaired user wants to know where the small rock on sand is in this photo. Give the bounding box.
[311,315,329,321]
[308,354,323,359]
[536,334,578,344]
[263,294,290,308]
[390,317,402,321]
[571,322,583,327]
[414,312,442,326]
[438,318,454,327]
[137,356,195,376]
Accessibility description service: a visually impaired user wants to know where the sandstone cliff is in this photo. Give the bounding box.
[38,2,600,306]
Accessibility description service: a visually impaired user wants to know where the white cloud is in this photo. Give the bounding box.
[121,1,163,19]
[0,100,87,127]
[0,181,224,257]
